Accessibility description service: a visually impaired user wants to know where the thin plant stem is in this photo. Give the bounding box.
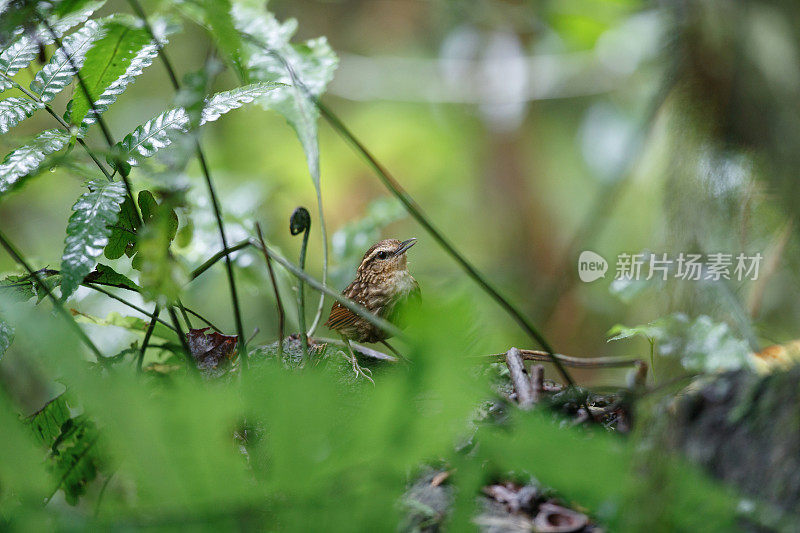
[182,307,222,332]
[190,239,251,280]
[0,229,104,359]
[167,306,196,372]
[177,298,193,329]
[124,0,248,369]
[137,304,160,372]
[290,208,311,360]
[315,101,576,387]
[255,223,285,360]
[83,283,175,331]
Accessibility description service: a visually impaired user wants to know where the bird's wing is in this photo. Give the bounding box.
[325,301,360,331]
[325,281,362,331]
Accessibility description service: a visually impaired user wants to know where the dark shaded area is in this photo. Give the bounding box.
[669,367,800,517]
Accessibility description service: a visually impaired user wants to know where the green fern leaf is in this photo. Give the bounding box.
[0,2,105,93]
[0,130,70,197]
[0,97,44,134]
[29,19,105,103]
[74,17,174,131]
[60,179,127,300]
[199,82,279,124]
[119,107,189,164]
[119,82,278,164]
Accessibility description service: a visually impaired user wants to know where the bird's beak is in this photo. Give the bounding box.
[394,238,417,256]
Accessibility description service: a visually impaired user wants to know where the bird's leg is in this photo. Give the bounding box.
[340,335,374,384]
[380,340,410,363]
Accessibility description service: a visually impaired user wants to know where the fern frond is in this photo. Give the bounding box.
[120,82,278,164]
[0,2,105,94]
[76,17,175,132]
[0,130,69,197]
[29,20,105,103]
[0,97,44,134]
[200,82,279,124]
[60,179,127,299]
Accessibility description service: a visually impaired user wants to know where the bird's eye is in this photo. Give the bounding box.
[376,251,388,260]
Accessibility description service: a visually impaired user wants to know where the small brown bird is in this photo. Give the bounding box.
[325,238,419,381]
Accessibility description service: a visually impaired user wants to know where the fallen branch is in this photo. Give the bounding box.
[505,348,534,409]
[485,350,642,369]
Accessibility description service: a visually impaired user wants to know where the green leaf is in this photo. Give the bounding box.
[235,3,337,189]
[0,318,12,359]
[0,96,44,134]
[103,194,138,259]
[119,82,279,165]
[60,179,127,300]
[29,19,105,103]
[185,0,247,81]
[119,106,189,164]
[608,313,753,373]
[0,129,70,197]
[0,0,102,59]
[138,190,178,240]
[137,202,188,302]
[25,395,103,505]
[0,270,61,303]
[72,17,173,131]
[83,263,140,291]
[27,395,72,448]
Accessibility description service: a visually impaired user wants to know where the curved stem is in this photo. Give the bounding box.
[137,304,160,372]
[255,223,285,361]
[167,306,196,372]
[306,174,328,337]
[83,283,175,331]
[296,225,310,360]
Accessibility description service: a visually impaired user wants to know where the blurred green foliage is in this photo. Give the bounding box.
[1,0,800,530]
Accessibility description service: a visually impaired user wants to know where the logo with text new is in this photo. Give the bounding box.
[578,251,608,282]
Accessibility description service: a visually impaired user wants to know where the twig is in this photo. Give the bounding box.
[505,347,534,409]
[166,306,196,372]
[0,229,104,359]
[190,239,251,280]
[176,298,193,329]
[83,283,175,331]
[530,364,544,404]
[181,307,222,332]
[483,350,642,368]
[255,223,285,361]
[137,304,160,372]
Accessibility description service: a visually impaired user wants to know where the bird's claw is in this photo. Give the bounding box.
[347,353,374,384]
